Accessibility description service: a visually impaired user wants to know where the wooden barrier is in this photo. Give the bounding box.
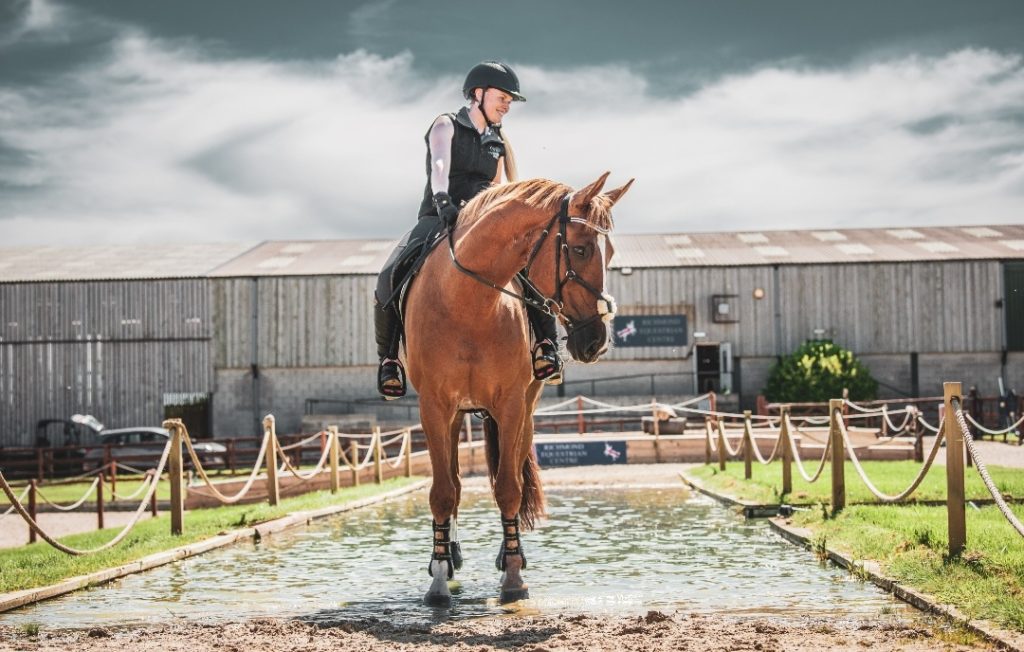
[264,417,280,507]
[717,420,727,471]
[781,406,792,495]
[945,382,966,556]
[168,421,184,535]
[329,426,340,494]
[404,429,413,478]
[743,410,753,480]
[373,427,383,484]
[28,480,37,544]
[829,398,845,514]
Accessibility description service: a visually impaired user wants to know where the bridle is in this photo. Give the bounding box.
[447,194,617,337]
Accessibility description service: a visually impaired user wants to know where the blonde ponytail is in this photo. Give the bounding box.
[500,129,519,182]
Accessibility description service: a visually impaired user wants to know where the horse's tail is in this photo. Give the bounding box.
[483,415,545,531]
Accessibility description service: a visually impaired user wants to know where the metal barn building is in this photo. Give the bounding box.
[1,224,1022,444]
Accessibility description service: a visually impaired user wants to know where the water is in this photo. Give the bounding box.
[2,486,913,628]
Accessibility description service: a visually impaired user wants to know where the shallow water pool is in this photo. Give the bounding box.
[3,486,914,628]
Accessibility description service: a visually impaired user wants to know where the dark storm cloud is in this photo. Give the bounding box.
[1,0,1023,245]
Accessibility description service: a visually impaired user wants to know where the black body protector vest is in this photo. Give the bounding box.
[419,107,505,217]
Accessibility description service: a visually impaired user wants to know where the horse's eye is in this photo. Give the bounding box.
[572,245,587,257]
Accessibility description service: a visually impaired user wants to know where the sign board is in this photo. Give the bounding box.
[534,440,627,467]
[612,314,688,348]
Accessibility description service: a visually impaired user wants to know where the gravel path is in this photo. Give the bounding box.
[0,511,155,550]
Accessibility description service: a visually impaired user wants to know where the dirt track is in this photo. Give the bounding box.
[0,611,990,651]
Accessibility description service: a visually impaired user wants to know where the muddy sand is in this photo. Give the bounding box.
[0,611,990,651]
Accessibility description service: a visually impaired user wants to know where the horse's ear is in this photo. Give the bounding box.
[603,178,635,207]
[569,171,611,213]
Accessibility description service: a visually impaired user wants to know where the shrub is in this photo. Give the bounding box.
[764,340,877,403]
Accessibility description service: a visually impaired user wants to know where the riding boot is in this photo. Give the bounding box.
[374,299,406,399]
[525,301,562,384]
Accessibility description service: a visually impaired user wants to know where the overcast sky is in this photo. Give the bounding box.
[1,0,1023,246]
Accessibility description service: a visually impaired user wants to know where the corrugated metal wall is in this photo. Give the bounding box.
[212,276,376,369]
[0,280,212,446]
[605,260,1002,359]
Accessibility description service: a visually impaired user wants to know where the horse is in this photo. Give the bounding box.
[402,171,633,606]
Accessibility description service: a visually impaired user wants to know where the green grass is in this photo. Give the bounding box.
[790,502,1024,632]
[2,477,173,505]
[0,476,422,594]
[687,460,1024,505]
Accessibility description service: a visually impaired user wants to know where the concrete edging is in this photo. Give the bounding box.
[0,478,430,614]
[678,471,780,517]
[769,518,1024,652]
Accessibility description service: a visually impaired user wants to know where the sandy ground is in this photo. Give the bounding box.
[0,611,992,651]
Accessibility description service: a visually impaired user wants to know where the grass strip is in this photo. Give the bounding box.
[687,460,1024,505]
[789,502,1024,632]
[0,476,421,594]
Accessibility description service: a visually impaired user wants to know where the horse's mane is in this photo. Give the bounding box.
[458,178,615,231]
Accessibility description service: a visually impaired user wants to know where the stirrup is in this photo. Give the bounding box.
[495,515,527,572]
[427,519,454,580]
[532,339,562,383]
[377,358,406,400]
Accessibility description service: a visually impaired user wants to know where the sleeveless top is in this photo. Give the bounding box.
[418,107,505,217]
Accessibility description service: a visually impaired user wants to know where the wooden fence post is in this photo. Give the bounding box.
[704,417,713,465]
[373,427,384,484]
[652,400,662,463]
[880,404,889,438]
[743,410,753,480]
[350,440,360,487]
[945,381,966,557]
[577,396,585,435]
[829,398,845,515]
[97,473,105,530]
[264,416,280,507]
[167,420,184,535]
[717,419,727,471]
[329,426,340,494]
[149,470,158,517]
[404,428,413,478]
[28,480,37,544]
[781,406,793,496]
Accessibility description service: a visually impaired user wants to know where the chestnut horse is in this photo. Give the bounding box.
[403,172,633,605]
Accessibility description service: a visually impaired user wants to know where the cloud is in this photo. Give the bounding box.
[1,18,1023,246]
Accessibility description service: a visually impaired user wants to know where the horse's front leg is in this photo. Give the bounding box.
[421,398,459,607]
[489,402,531,603]
[448,412,466,571]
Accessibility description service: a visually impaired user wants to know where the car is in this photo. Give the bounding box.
[81,427,227,473]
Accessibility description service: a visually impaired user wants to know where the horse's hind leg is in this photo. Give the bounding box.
[448,411,465,570]
[421,398,458,607]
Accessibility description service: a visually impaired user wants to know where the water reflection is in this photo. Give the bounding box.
[3,487,913,628]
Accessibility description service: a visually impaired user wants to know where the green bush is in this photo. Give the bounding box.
[764,340,877,402]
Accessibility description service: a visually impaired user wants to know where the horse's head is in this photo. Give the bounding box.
[532,172,634,364]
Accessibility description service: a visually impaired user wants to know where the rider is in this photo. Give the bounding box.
[374,61,563,399]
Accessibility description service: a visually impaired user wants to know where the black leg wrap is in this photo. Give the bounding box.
[495,515,527,572]
[450,540,464,571]
[427,519,454,580]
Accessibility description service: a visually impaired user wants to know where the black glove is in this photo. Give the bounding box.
[433,192,459,227]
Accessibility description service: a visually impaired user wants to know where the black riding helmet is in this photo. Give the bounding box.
[462,61,526,102]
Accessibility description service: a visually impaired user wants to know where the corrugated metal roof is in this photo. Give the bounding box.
[2,224,1022,282]
[0,243,256,283]
[207,239,397,277]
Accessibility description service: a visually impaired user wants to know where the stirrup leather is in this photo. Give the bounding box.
[532,339,561,382]
[427,519,454,580]
[377,358,406,399]
[495,515,527,571]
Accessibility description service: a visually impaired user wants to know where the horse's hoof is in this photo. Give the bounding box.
[424,591,453,608]
[499,586,529,604]
[451,541,464,570]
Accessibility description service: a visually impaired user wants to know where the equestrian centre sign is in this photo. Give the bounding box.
[534,441,627,467]
[612,314,688,347]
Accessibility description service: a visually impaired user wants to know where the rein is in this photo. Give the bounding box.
[447,195,615,336]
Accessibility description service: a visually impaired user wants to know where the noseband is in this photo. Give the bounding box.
[447,195,616,337]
